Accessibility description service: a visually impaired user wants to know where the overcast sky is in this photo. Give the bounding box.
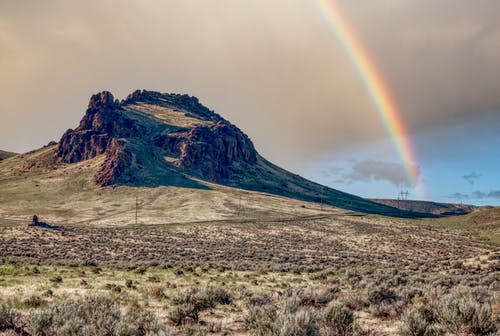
[1,0,499,204]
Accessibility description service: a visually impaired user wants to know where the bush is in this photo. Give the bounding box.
[365,285,402,318]
[49,275,63,283]
[275,308,318,336]
[0,302,19,331]
[321,302,354,336]
[438,292,497,335]
[298,286,339,307]
[26,294,166,336]
[23,295,47,308]
[245,295,319,336]
[399,304,443,336]
[169,286,232,325]
[244,303,277,336]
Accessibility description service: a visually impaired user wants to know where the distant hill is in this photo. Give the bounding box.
[0,90,433,223]
[371,199,476,216]
[0,150,17,161]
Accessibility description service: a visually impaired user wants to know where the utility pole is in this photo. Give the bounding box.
[135,195,138,225]
[238,194,242,217]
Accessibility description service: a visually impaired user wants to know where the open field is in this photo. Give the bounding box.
[0,212,498,335]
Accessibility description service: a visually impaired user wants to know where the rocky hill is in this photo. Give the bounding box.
[2,90,432,219]
[57,90,256,187]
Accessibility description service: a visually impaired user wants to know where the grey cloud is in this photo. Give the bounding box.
[472,191,487,199]
[488,190,500,199]
[343,160,419,187]
[449,190,500,200]
[322,167,345,178]
[462,172,481,185]
[449,192,469,200]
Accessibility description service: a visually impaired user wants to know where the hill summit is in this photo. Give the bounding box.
[57,90,257,187]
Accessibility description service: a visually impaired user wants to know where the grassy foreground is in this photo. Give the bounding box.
[0,212,498,335]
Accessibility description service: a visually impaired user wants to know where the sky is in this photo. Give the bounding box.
[0,0,499,205]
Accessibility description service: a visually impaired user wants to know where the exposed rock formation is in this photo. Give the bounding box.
[171,121,257,180]
[57,92,140,163]
[31,215,39,226]
[56,90,258,185]
[28,215,59,229]
[94,139,134,186]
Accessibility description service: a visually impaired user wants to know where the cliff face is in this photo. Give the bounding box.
[154,121,257,181]
[57,92,141,164]
[57,90,258,186]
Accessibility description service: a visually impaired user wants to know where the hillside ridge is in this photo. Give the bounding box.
[5,90,434,218]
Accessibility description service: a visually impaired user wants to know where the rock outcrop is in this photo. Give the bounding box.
[174,122,256,180]
[56,90,258,185]
[94,139,134,186]
[57,92,140,163]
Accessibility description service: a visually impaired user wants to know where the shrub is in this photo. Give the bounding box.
[399,304,443,336]
[298,286,339,307]
[0,302,19,331]
[438,292,497,335]
[244,303,277,336]
[169,286,233,325]
[274,308,319,336]
[49,275,63,283]
[321,302,354,336]
[245,295,319,336]
[26,294,165,336]
[23,295,47,308]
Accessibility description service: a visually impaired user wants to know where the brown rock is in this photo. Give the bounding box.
[31,215,39,226]
[57,91,140,163]
[56,89,257,186]
[170,121,257,181]
[94,139,134,186]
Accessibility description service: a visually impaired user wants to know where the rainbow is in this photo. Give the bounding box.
[315,0,424,198]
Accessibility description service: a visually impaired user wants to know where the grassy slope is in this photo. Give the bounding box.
[0,149,17,160]
[121,102,427,217]
[423,207,500,244]
[223,156,433,218]
[0,145,343,227]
